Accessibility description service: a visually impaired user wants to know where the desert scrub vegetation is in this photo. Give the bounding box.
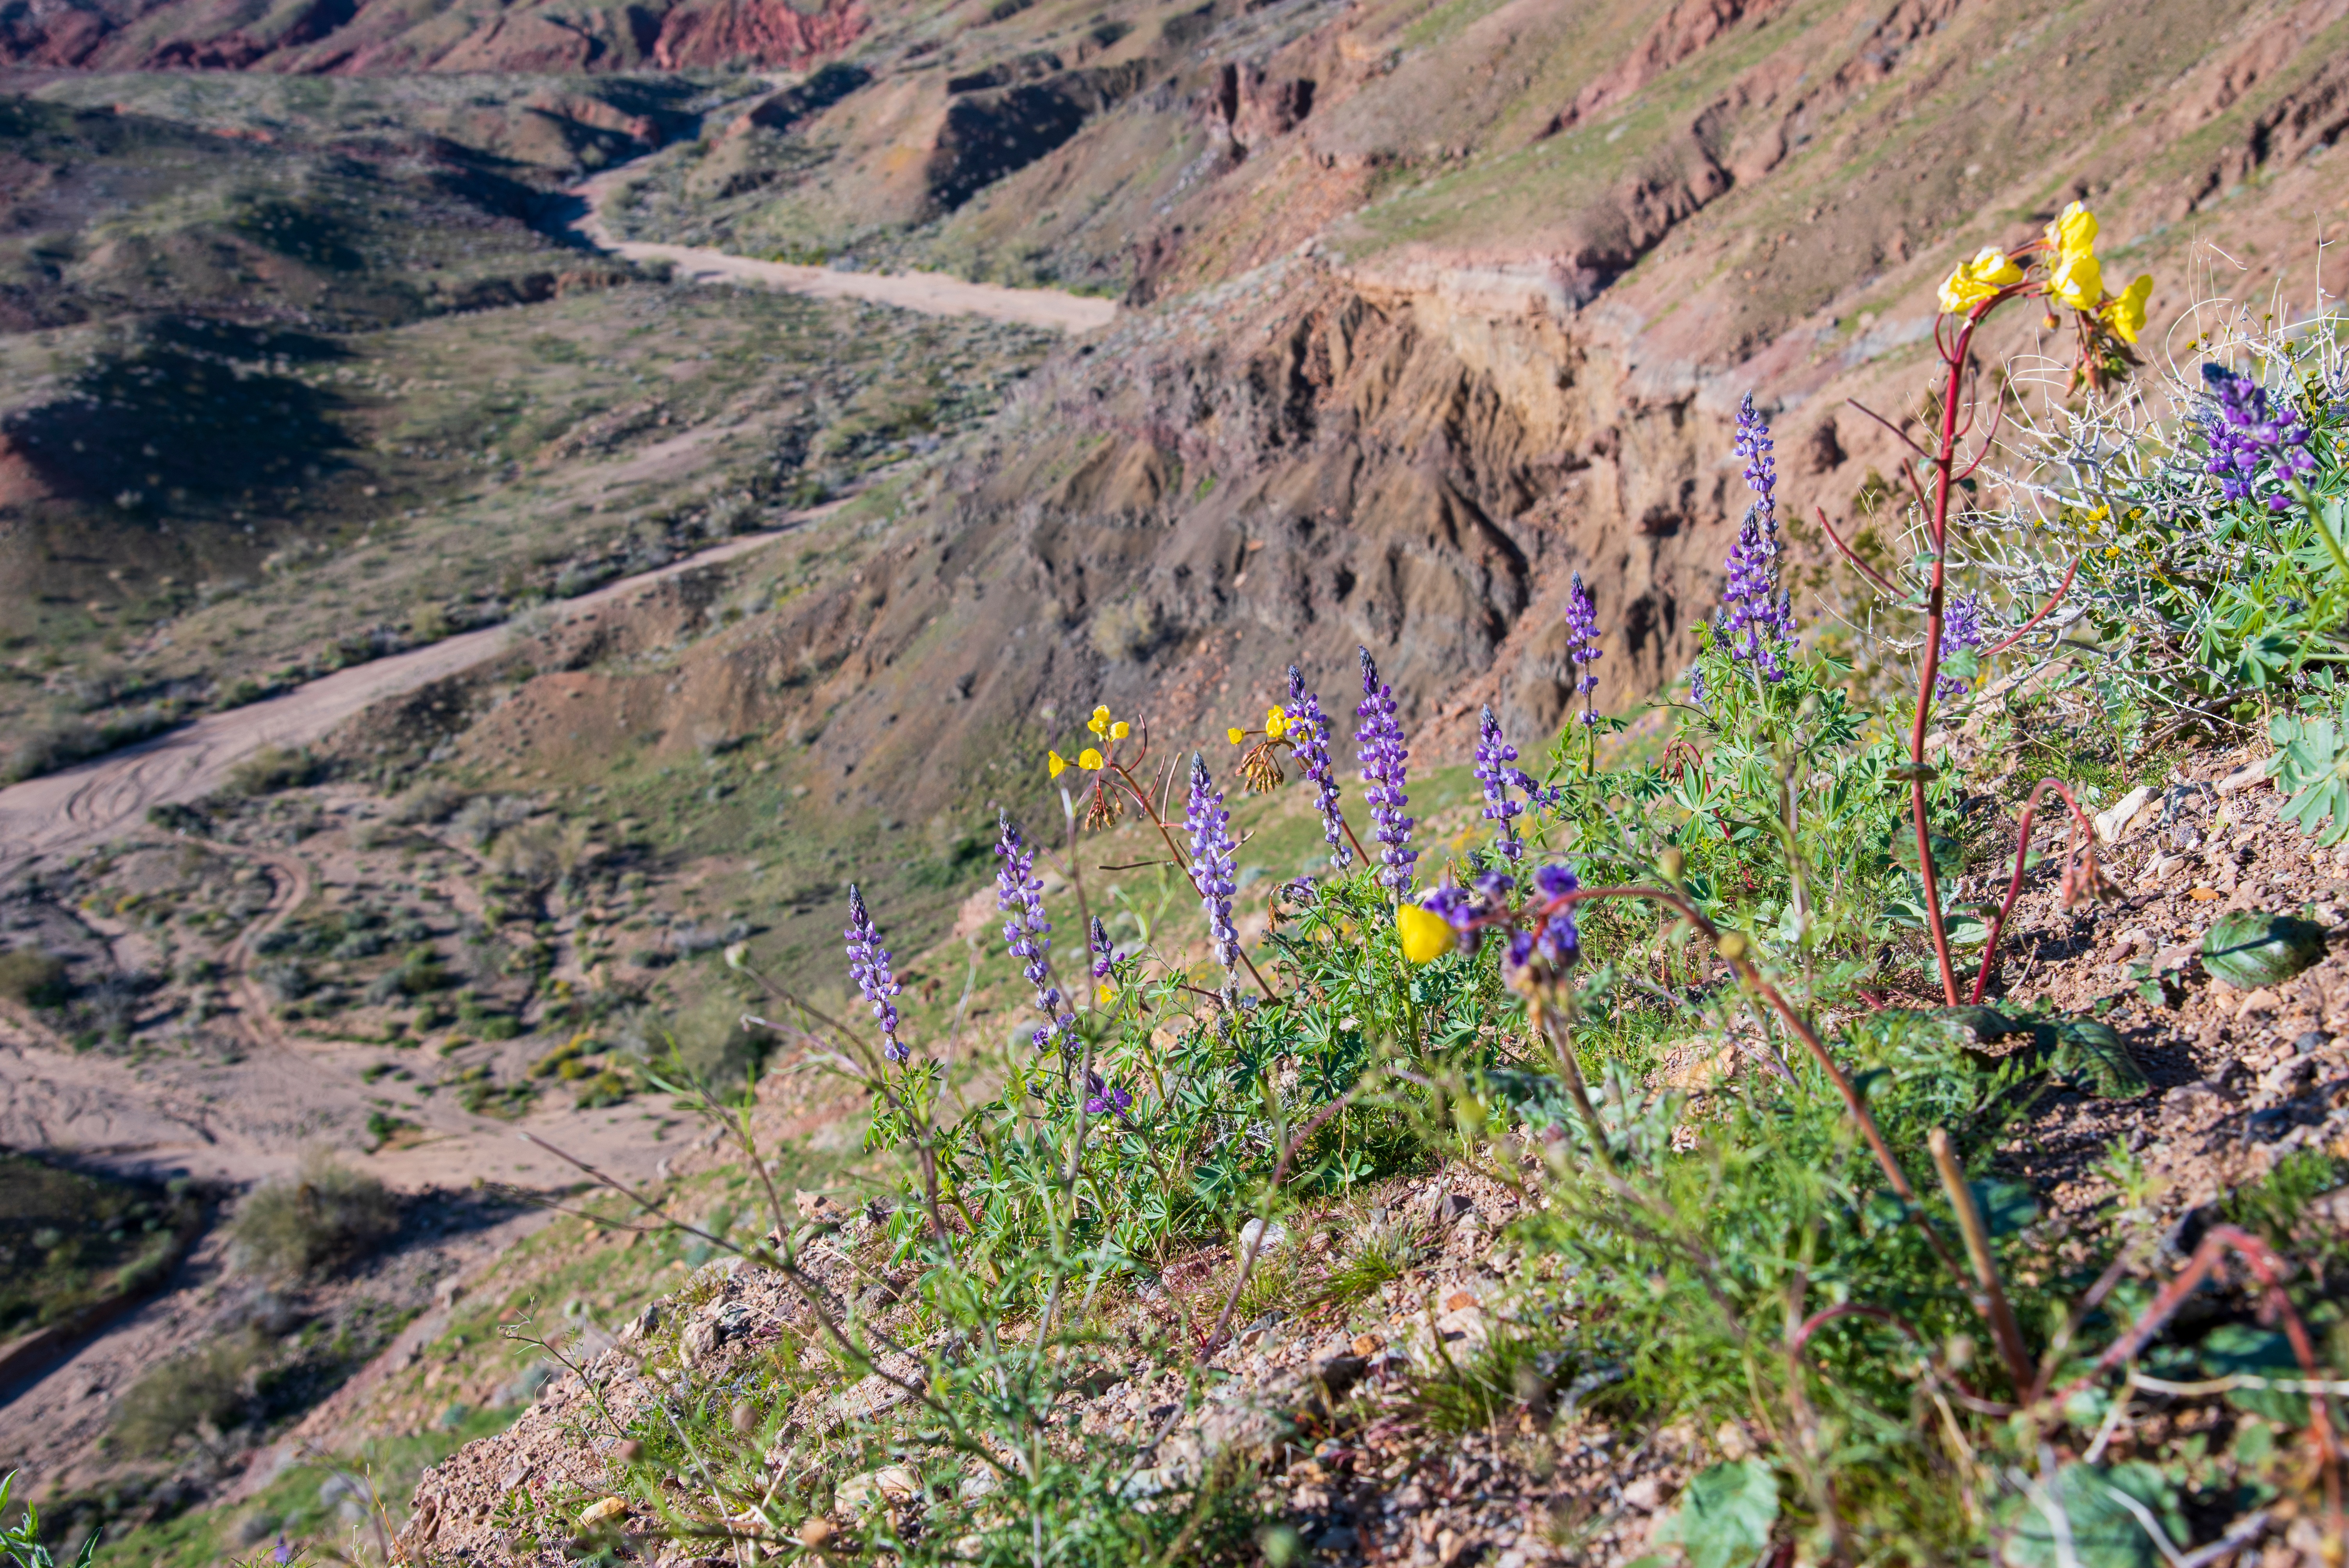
[229,1151,399,1282]
[0,1153,198,1336]
[393,211,2349,1568]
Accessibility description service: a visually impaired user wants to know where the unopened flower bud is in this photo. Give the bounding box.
[1657,847,1685,885]
[1716,931,1749,961]
[724,943,748,970]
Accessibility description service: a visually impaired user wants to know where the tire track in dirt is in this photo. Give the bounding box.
[552,167,1120,333]
[0,519,823,881]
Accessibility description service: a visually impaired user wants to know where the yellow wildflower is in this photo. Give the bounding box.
[1088,705,1111,737]
[2045,201,2098,262]
[2101,273,2152,344]
[1048,751,1068,778]
[1397,904,1457,964]
[1078,747,1103,770]
[1110,720,1130,739]
[2048,249,2103,312]
[1096,981,1117,1006]
[1937,246,2024,314]
[1228,727,1245,745]
[1264,706,1289,741]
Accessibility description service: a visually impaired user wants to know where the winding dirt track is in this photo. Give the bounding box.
[0,524,807,880]
[555,167,1121,333]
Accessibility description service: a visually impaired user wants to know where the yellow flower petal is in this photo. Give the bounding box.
[1397,904,1457,965]
[1110,720,1130,739]
[1095,981,1116,1006]
[2046,201,2098,263]
[1088,705,1110,736]
[1048,751,1067,778]
[1078,748,1103,770]
[1937,246,2023,315]
[1228,727,1245,745]
[2049,250,2103,312]
[2101,272,2152,344]
[1264,706,1288,741]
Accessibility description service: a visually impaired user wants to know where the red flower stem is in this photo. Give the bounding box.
[2045,1224,2342,1537]
[1968,777,2096,1004]
[1813,504,1900,594]
[1911,311,1985,1007]
[1980,556,2080,658]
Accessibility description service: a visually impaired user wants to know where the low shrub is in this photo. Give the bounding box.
[228,1151,398,1281]
[225,747,315,798]
[111,1332,263,1457]
[0,949,69,1008]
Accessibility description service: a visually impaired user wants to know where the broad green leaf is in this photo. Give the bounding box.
[1999,1461,2187,1568]
[1968,1178,2039,1238]
[2198,1324,2308,1427]
[1653,1461,1778,1568]
[2201,911,2328,989]
[2046,1020,2149,1099]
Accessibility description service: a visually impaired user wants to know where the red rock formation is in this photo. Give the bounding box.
[651,0,864,72]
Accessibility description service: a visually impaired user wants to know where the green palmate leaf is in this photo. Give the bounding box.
[2046,1021,2150,1100]
[2198,1323,2309,1427]
[2268,713,2349,846]
[2200,911,2329,988]
[1652,1461,1778,1568]
[2000,1461,2188,1568]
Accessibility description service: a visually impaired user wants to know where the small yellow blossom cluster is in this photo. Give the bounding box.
[1228,705,1300,793]
[1936,201,2153,345]
[1046,705,1130,778]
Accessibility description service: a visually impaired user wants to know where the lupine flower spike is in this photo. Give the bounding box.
[1185,753,1241,991]
[2202,365,2320,513]
[1089,914,1115,1005]
[1474,706,1525,863]
[1563,572,1602,729]
[1721,394,1798,682]
[843,884,907,1063]
[1287,666,1351,870]
[1937,593,1985,702]
[1356,648,1417,895]
[994,813,1074,1057]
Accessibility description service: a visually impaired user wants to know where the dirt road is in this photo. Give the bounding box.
[0,522,808,881]
[553,169,1120,333]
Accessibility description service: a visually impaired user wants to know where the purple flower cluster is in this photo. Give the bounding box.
[1503,862,1583,983]
[994,813,1072,1054]
[1937,592,1986,702]
[1089,915,1114,981]
[1083,1071,1134,1121]
[844,884,906,1062]
[1720,394,1799,681]
[1186,753,1241,978]
[2201,364,2319,512]
[1475,706,1526,863]
[1356,648,1417,893]
[1286,666,1351,870]
[1420,869,1515,939]
[1563,572,1602,725]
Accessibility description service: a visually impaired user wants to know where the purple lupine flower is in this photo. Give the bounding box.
[1720,394,1799,681]
[1563,572,1602,726]
[1287,665,1351,871]
[1083,1071,1134,1121]
[1185,753,1241,979]
[844,884,906,1063]
[993,813,1069,1053]
[1504,862,1582,981]
[1475,706,1525,863]
[274,1539,294,1566]
[1690,664,1707,713]
[1089,915,1114,980]
[1356,648,1417,893]
[1936,592,1986,702]
[2202,364,2319,512]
